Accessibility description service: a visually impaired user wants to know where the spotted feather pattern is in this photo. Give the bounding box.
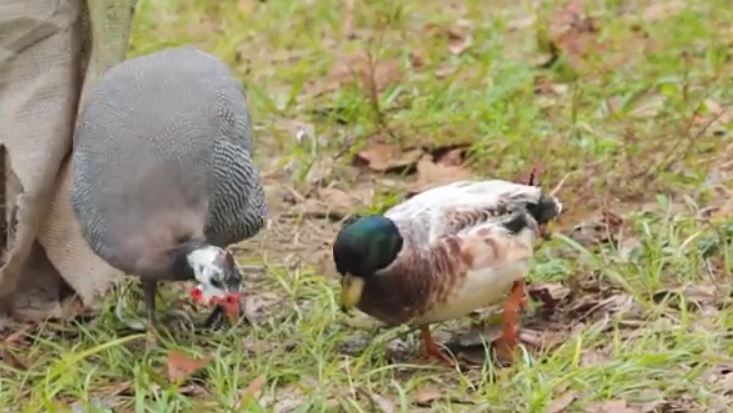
[355,180,561,326]
[72,46,267,280]
[205,139,267,247]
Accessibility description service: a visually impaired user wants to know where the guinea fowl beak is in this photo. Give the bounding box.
[220,291,242,324]
[340,274,364,312]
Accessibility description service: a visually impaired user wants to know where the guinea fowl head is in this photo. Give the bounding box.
[187,245,242,319]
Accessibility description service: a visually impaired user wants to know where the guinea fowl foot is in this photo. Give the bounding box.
[145,326,161,350]
[494,280,526,362]
[202,305,225,329]
[419,326,454,366]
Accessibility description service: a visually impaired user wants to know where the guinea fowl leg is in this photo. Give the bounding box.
[495,279,526,361]
[143,280,160,349]
[420,326,453,365]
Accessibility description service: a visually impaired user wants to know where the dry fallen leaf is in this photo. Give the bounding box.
[234,374,267,410]
[165,350,212,383]
[330,52,403,93]
[2,323,32,345]
[652,283,721,312]
[237,0,255,15]
[581,348,610,367]
[415,154,473,191]
[434,65,456,79]
[542,0,602,72]
[341,0,355,38]
[298,186,373,220]
[242,374,266,401]
[355,143,425,172]
[435,147,465,167]
[1,348,27,370]
[588,399,640,413]
[447,25,473,55]
[409,50,427,68]
[368,392,397,413]
[545,390,577,413]
[410,385,443,406]
[567,209,624,247]
[528,282,572,311]
[642,0,685,22]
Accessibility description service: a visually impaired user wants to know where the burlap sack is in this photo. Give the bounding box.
[0,0,137,320]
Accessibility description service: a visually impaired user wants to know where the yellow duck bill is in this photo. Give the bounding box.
[340,274,365,310]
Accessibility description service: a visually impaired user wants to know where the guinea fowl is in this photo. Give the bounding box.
[72,46,267,328]
[333,180,562,363]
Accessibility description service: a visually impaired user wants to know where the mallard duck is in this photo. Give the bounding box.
[332,180,562,362]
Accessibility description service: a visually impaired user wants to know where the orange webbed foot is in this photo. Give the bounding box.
[494,280,526,362]
[418,326,454,367]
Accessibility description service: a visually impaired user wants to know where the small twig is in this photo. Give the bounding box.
[550,171,576,197]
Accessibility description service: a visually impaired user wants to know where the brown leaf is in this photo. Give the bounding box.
[165,350,212,383]
[2,323,33,345]
[355,143,425,172]
[528,282,572,311]
[435,147,465,167]
[652,283,721,311]
[330,52,402,93]
[1,348,27,370]
[341,0,355,38]
[567,209,624,247]
[434,65,456,79]
[588,399,640,413]
[545,390,577,413]
[234,374,267,410]
[642,0,685,22]
[519,328,569,351]
[545,0,602,72]
[409,51,426,68]
[94,381,134,398]
[298,186,372,220]
[411,385,443,407]
[415,154,473,191]
[368,392,397,413]
[315,187,356,210]
[241,374,266,401]
[581,348,610,367]
[243,292,281,324]
[447,25,472,55]
[237,0,255,15]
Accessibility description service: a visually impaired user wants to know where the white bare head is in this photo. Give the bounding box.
[187,245,241,305]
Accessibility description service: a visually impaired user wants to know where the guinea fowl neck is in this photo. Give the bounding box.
[171,240,208,280]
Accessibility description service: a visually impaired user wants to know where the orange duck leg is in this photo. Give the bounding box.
[420,325,454,366]
[495,279,527,361]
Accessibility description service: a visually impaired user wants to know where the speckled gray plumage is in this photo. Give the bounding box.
[72,46,267,279]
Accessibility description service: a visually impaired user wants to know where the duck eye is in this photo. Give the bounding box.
[210,278,223,289]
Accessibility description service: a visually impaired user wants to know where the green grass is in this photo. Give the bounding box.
[2,0,733,411]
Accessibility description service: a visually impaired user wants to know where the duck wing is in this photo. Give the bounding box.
[371,209,539,325]
[385,180,561,245]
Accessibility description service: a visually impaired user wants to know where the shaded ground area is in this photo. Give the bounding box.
[1,0,733,412]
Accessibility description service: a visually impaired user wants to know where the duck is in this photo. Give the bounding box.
[332,179,562,362]
[72,46,267,328]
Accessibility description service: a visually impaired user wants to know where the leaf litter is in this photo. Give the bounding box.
[330,51,403,94]
[539,0,603,72]
[166,350,212,383]
[446,22,473,55]
[544,390,577,413]
[587,399,641,413]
